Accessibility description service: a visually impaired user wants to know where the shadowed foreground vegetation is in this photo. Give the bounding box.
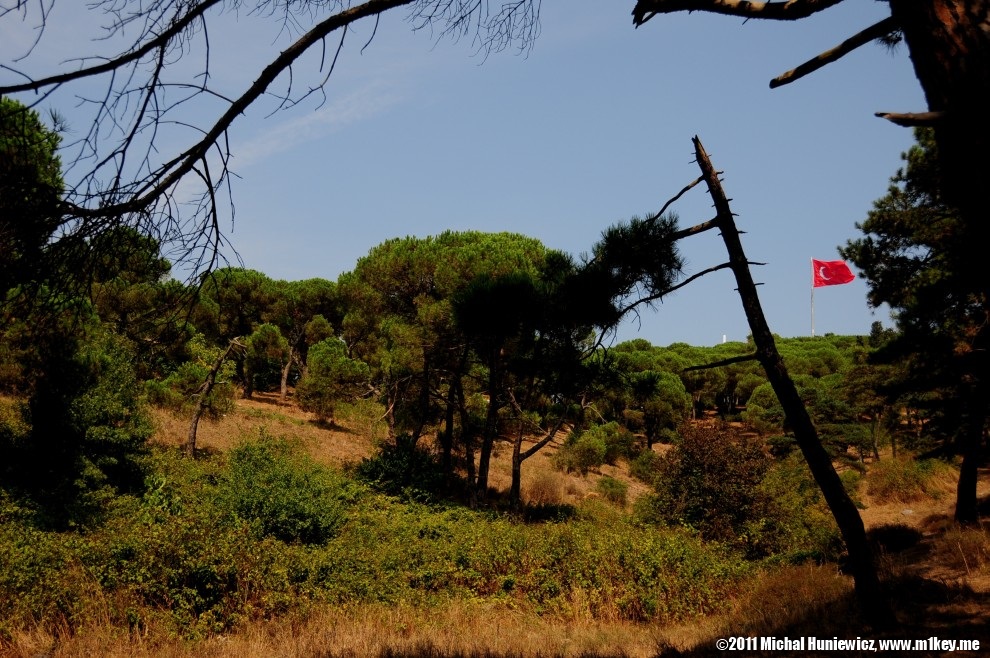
[2,414,988,657]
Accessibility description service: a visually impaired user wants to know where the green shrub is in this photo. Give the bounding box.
[642,425,770,543]
[634,425,840,560]
[217,434,357,544]
[146,357,235,420]
[866,456,951,504]
[355,436,447,502]
[595,476,628,506]
[296,338,369,424]
[553,422,632,475]
[629,449,660,484]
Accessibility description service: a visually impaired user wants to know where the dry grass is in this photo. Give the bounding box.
[150,392,377,467]
[864,456,957,505]
[4,601,682,658]
[523,470,565,506]
[930,522,990,578]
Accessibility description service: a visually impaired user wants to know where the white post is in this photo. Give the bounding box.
[810,259,816,337]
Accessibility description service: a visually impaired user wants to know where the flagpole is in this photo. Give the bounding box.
[810,258,815,337]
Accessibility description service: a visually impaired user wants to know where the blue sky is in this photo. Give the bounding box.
[2,1,926,346]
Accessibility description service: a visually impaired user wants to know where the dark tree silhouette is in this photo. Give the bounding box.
[0,0,540,279]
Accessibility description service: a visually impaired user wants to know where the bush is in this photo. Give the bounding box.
[553,422,633,475]
[595,476,628,506]
[866,456,953,504]
[634,425,840,560]
[629,449,660,484]
[355,436,447,502]
[217,434,357,544]
[554,430,605,475]
[643,425,770,542]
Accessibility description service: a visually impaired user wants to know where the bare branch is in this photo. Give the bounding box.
[683,352,758,372]
[770,16,899,88]
[649,174,703,222]
[874,110,946,127]
[633,0,844,27]
[671,215,718,240]
[66,0,416,220]
[0,0,225,95]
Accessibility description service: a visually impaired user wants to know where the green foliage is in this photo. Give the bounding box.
[635,425,766,541]
[1,325,153,527]
[0,97,64,292]
[866,456,952,504]
[628,448,660,484]
[595,476,628,506]
[355,437,448,502]
[635,427,840,560]
[217,435,356,544]
[296,337,369,423]
[145,335,236,419]
[245,322,289,393]
[745,457,842,561]
[0,440,755,640]
[553,428,606,475]
[336,397,389,443]
[554,422,633,475]
[841,129,988,463]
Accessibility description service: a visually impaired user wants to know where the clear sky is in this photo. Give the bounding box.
[2,1,926,347]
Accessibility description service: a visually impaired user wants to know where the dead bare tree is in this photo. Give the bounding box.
[0,0,542,284]
[689,135,893,628]
[632,0,989,526]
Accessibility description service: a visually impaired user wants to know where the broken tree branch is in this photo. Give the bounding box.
[770,16,899,88]
[683,352,759,371]
[874,110,946,127]
[633,0,844,26]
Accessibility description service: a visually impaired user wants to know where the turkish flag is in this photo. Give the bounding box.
[812,259,855,287]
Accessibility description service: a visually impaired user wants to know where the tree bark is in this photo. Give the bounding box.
[955,382,987,524]
[456,377,478,508]
[186,339,241,457]
[693,136,895,629]
[509,414,566,510]
[476,353,500,503]
[280,345,295,402]
[888,0,990,222]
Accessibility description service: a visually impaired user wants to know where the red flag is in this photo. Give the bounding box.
[812,259,855,287]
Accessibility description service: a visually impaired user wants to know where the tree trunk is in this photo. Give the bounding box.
[509,414,566,510]
[279,345,295,402]
[888,1,990,226]
[955,384,987,524]
[693,136,895,629]
[186,339,241,457]
[456,378,478,508]
[475,351,501,503]
[509,423,524,510]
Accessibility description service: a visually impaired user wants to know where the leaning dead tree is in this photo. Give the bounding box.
[633,0,989,526]
[636,137,894,628]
